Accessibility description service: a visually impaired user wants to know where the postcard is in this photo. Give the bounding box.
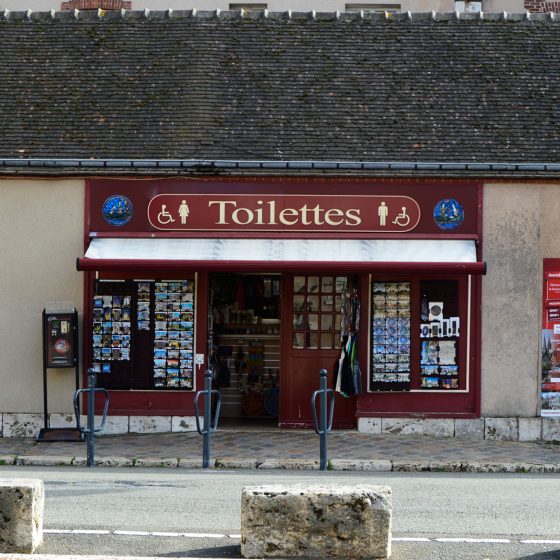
[438,341,456,365]
[421,376,440,388]
[421,341,439,365]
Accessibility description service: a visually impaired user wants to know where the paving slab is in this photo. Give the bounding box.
[0,430,558,472]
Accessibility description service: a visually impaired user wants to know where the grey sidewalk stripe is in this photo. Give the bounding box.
[521,540,560,544]
[0,556,244,560]
[435,538,511,543]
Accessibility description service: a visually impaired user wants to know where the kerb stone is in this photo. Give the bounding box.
[0,479,44,553]
[241,484,392,559]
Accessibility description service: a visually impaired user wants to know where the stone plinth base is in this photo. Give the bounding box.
[0,479,44,553]
[241,484,392,559]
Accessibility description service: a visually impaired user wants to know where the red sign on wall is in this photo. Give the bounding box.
[147,194,420,233]
[88,178,481,237]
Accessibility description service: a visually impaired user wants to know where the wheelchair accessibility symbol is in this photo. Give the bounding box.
[157,204,175,225]
[392,206,410,227]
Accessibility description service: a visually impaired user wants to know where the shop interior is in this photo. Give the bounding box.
[208,273,282,423]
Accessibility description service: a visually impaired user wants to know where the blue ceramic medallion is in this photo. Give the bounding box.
[102,195,133,226]
[433,199,464,230]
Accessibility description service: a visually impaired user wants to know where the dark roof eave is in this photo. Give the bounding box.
[1,159,560,178]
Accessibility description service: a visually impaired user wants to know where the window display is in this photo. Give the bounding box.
[92,278,195,391]
[418,281,460,390]
[370,278,462,392]
[370,282,411,391]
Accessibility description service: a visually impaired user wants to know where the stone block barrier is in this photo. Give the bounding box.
[241,484,392,559]
[0,479,44,553]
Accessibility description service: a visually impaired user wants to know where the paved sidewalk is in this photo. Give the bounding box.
[1,429,559,472]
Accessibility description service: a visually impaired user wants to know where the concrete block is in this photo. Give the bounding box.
[80,415,129,435]
[518,417,542,441]
[133,457,179,468]
[382,418,453,437]
[241,484,392,559]
[257,459,319,470]
[2,414,43,438]
[382,418,423,435]
[177,458,203,468]
[485,417,518,441]
[329,460,392,472]
[15,456,73,467]
[72,456,133,467]
[542,418,560,442]
[421,419,454,437]
[357,417,381,434]
[128,416,171,434]
[0,479,44,553]
[216,458,258,469]
[49,414,76,429]
[455,418,484,440]
[171,416,197,432]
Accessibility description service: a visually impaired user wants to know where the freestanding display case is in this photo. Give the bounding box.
[38,307,82,442]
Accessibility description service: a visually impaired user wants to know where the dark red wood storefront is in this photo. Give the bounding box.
[78,177,485,427]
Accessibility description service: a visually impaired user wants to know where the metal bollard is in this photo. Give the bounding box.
[73,368,109,467]
[194,370,222,468]
[311,368,335,471]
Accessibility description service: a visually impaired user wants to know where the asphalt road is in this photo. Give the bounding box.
[1,466,560,560]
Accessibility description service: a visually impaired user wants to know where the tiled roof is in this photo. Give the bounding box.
[1,10,559,173]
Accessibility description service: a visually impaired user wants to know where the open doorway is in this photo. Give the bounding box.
[208,273,281,428]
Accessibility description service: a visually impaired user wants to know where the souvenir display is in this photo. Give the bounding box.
[419,296,459,389]
[151,281,194,390]
[92,278,195,391]
[370,282,411,390]
[136,282,152,330]
[92,294,132,369]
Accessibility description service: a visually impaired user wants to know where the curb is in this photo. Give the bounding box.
[1,455,560,473]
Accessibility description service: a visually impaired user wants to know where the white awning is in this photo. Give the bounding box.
[84,237,477,263]
[78,237,485,274]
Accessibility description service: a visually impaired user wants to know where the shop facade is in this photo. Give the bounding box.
[74,177,485,429]
[0,175,559,440]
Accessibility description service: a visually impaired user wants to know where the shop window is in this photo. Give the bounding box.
[292,275,345,350]
[92,278,195,391]
[370,278,463,392]
[371,282,411,390]
[419,280,460,390]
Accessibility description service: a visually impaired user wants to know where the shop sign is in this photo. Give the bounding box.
[89,179,481,236]
[541,260,560,417]
[147,194,421,233]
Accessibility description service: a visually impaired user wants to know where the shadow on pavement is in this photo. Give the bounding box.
[515,551,560,560]
[162,545,241,558]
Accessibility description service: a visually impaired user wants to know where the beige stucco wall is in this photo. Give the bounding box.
[0,178,84,414]
[481,182,560,417]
